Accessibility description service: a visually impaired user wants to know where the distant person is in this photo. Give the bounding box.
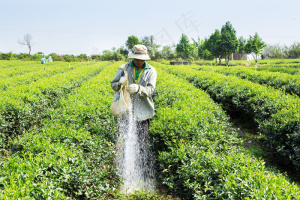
[40,56,46,64]
[47,56,53,62]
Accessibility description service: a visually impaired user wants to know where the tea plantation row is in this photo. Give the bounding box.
[255,59,300,65]
[193,65,300,96]
[153,62,300,170]
[1,61,300,199]
[0,60,43,68]
[151,66,300,199]
[0,61,58,79]
[251,66,300,75]
[0,62,83,91]
[0,61,111,150]
[0,62,122,199]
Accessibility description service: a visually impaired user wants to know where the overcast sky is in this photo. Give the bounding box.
[0,0,299,55]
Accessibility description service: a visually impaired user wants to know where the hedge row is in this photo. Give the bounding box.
[0,63,122,199]
[0,62,82,91]
[0,61,57,79]
[150,66,300,199]
[193,65,300,96]
[261,63,300,67]
[0,62,164,199]
[0,62,111,150]
[251,66,300,75]
[0,60,42,68]
[153,62,300,169]
[257,59,300,64]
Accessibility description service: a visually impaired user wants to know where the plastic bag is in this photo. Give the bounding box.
[111,68,132,117]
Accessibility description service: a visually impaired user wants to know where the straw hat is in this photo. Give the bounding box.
[128,44,151,60]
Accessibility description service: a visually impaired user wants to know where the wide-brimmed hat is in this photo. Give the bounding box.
[128,44,151,60]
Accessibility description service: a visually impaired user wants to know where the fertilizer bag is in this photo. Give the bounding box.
[111,68,132,117]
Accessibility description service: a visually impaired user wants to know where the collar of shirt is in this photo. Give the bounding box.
[130,60,148,82]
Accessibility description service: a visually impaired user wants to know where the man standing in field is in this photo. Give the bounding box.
[111,44,157,140]
[40,56,46,64]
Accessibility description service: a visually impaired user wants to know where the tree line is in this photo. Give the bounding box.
[1,21,299,63]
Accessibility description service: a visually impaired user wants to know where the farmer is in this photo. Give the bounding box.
[40,56,46,64]
[47,56,53,62]
[111,44,157,140]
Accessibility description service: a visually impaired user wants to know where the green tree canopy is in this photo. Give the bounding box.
[288,42,300,59]
[176,34,195,60]
[196,38,213,60]
[262,44,288,59]
[208,29,222,62]
[141,35,159,58]
[219,21,238,66]
[238,36,246,55]
[244,32,266,64]
[125,35,141,51]
[161,45,176,60]
[118,46,129,56]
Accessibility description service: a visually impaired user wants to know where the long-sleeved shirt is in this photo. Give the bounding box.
[111,61,157,121]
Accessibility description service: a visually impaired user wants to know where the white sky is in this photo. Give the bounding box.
[0,0,299,55]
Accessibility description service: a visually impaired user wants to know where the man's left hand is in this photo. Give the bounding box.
[126,84,140,94]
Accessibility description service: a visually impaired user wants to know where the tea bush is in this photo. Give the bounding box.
[0,62,82,91]
[0,61,51,78]
[150,66,300,199]
[253,66,300,75]
[0,62,111,150]
[154,62,300,169]
[1,60,300,199]
[193,65,300,96]
[0,62,123,199]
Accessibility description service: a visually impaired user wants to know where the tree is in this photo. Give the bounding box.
[244,32,266,66]
[15,53,29,60]
[262,43,288,59]
[76,54,88,61]
[63,54,75,62]
[91,54,101,61]
[111,47,125,61]
[141,35,159,59]
[118,46,129,56]
[287,42,300,59]
[176,34,195,60]
[161,45,176,60]
[125,35,141,51]
[101,50,114,61]
[0,52,14,60]
[237,36,246,59]
[206,30,222,63]
[196,38,213,60]
[219,21,238,66]
[191,38,199,60]
[18,33,33,57]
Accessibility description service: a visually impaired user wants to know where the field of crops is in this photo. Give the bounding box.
[0,60,300,199]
